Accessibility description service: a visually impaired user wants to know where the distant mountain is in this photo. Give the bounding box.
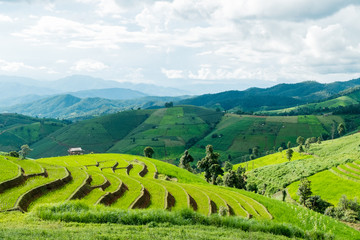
[2,94,187,120]
[179,78,360,111]
[261,86,360,115]
[70,88,147,100]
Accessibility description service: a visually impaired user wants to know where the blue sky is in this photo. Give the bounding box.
[0,0,360,93]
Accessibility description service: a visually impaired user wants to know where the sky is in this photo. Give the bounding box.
[0,0,360,93]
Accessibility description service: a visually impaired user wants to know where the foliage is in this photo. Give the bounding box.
[297,178,312,205]
[197,145,223,184]
[223,161,233,172]
[325,195,360,223]
[19,144,32,160]
[285,148,293,161]
[296,136,305,146]
[179,150,194,172]
[305,195,332,214]
[144,146,154,158]
[338,123,345,136]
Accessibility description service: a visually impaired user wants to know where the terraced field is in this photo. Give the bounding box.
[288,161,360,205]
[0,153,271,220]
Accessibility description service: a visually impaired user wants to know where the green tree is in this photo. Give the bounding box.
[197,145,223,184]
[317,136,322,144]
[143,146,154,158]
[287,141,291,149]
[278,147,283,152]
[19,144,32,160]
[286,148,293,161]
[297,178,312,205]
[298,144,304,153]
[224,161,233,172]
[305,138,311,149]
[338,123,345,136]
[296,136,305,146]
[179,150,194,172]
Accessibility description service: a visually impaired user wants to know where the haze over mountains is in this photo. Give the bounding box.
[1,75,360,120]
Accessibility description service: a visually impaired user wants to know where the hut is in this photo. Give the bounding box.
[68,147,84,155]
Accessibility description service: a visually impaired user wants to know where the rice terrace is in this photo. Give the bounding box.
[2,1,360,240]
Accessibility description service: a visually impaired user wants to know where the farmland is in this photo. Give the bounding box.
[0,153,359,239]
[20,106,360,165]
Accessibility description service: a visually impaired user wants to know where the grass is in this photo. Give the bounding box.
[287,169,360,205]
[245,132,360,195]
[0,157,20,183]
[234,151,313,171]
[112,168,143,209]
[179,184,210,215]
[0,164,66,211]
[0,211,295,240]
[28,166,88,210]
[9,159,43,175]
[31,201,322,239]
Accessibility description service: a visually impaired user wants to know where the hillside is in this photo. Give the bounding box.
[0,153,359,239]
[236,132,360,200]
[261,87,360,115]
[179,78,360,111]
[0,113,69,152]
[189,114,360,163]
[29,106,223,161]
[2,94,186,120]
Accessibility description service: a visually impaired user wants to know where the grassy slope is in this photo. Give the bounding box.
[0,211,291,240]
[189,114,345,163]
[245,132,360,198]
[0,153,359,239]
[108,106,223,162]
[263,88,360,114]
[30,110,153,158]
[233,151,312,171]
[0,113,67,152]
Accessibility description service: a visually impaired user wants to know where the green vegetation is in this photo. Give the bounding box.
[0,153,359,239]
[245,132,360,195]
[0,113,68,152]
[0,157,19,182]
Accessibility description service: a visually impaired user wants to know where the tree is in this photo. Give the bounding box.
[298,144,304,153]
[223,168,246,189]
[296,136,305,146]
[8,151,19,158]
[317,136,322,144]
[338,123,345,136]
[297,178,312,205]
[179,150,194,172]
[19,144,32,160]
[224,161,233,172]
[143,146,154,158]
[286,148,293,161]
[304,138,311,149]
[164,102,173,108]
[287,141,291,149]
[278,147,283,152]
[197,145,223,184]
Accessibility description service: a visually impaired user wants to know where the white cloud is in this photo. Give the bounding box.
[0,14,13,22]
[161,68,184,79]
[0,59,34,72]
[71,59,109,72]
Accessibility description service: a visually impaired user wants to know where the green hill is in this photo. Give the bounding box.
[238,132,360,200]
[0,153,358,239]
[0,113,68,152]
[2,94,186,121]
[189,114,360,163]
[179,78,360,111]
[261,87,360,115]
[29,106,223,161]
[23,107,360,165]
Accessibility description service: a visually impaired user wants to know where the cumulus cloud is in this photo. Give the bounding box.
[0,59,34,72]
[161,68,184,79]
[0,14,13,22]
[71,59,109,72]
